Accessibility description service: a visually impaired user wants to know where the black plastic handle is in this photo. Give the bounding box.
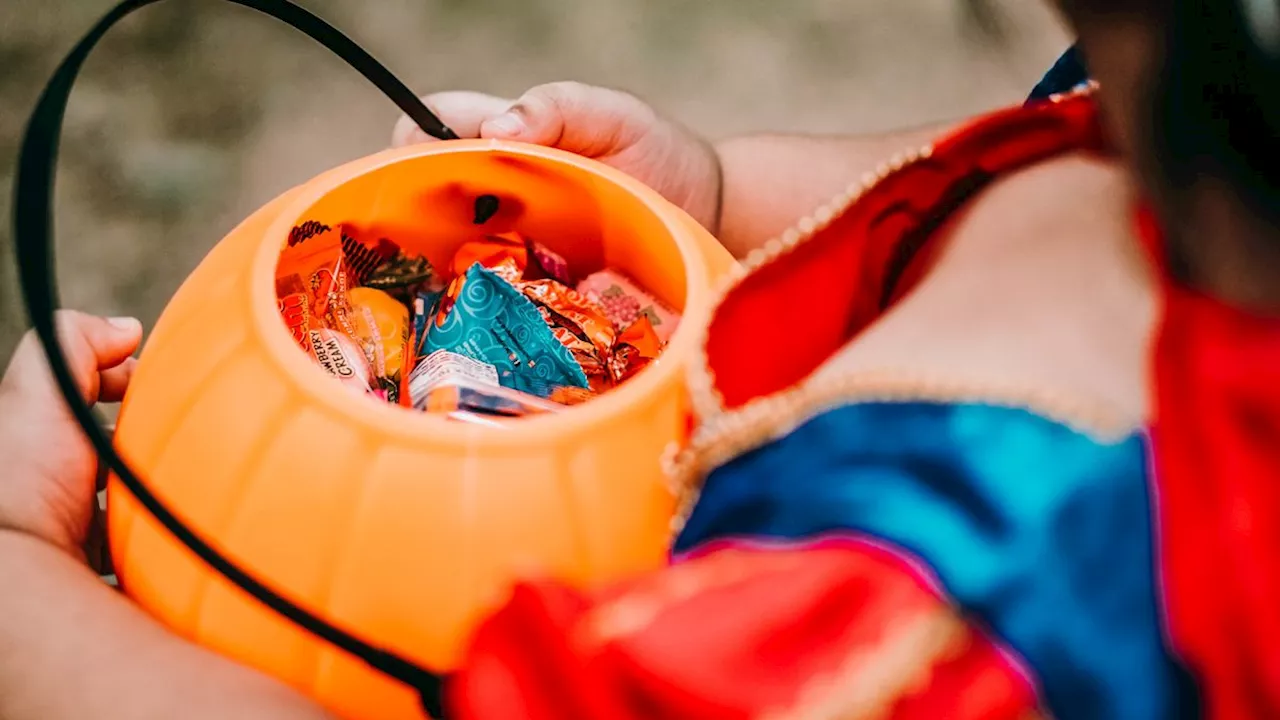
[13,1,454,716]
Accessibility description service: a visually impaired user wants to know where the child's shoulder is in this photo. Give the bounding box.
[678,92,1153,490]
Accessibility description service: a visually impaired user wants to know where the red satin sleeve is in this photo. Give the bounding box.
[447,546,1040,720]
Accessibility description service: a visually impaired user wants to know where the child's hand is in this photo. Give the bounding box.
[0,311,142,559]
[392,82,722,232]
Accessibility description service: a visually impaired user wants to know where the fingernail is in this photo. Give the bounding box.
[108,317,141,333]
[486,111,525,138]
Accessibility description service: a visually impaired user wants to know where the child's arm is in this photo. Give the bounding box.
[713,126,951,257]
[0,313,334,720]
[393,83,957,258]
[0,529,334,720]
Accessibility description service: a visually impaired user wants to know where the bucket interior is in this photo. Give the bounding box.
[269,145,694,419]
[278,148,690,312]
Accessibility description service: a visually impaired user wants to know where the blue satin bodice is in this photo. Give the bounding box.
[675,401,1189,720]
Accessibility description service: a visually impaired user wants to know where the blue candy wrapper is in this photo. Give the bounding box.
[423,264,589,398]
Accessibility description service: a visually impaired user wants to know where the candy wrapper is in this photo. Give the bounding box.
[306,328,375,395]
[451,232,575,286]
[577,270,681,344]
[365,252,437,297]
[447,235,616,388]
[610,314,663,383]
[408,350,567,421]
[543,385,595,406]
[409,290,443,361]
[339,228,399,285]
[341,224,441,301]
[516,279,617,391]
[526,240,573,285]
[348,287,409,404]
[451,233,528,280]
[424,264,591,399]
[277,222,358,342]
[276,293,316,350]
[288,220,331,247]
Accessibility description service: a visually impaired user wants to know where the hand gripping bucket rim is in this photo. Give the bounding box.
[250,139,713,447]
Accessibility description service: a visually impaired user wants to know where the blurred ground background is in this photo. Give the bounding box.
[0,0,1068,366]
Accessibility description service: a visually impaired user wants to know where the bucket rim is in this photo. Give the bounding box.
[250,138,714,450]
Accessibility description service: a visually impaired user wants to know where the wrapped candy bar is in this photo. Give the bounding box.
[577,269,681,344]
[407,348,498,409]
[436,382,567,419]
[423,264,591,400]
[408,350,566,422]
[276,292,315,350]
[305,328,375,395]
[276,222,358,342]
[348,287,409,404]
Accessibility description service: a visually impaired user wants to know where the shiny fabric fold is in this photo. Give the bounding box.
[677,401,1185,719]
[449,546,1037,720]
[1141,208,1280,720]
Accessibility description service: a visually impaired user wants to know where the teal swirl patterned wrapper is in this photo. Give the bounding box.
[424,263,590,398]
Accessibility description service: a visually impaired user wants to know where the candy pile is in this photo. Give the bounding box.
[275,219,679,424]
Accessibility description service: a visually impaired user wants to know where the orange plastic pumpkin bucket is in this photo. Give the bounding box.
[105,140,732,718]
[13,2,734,718]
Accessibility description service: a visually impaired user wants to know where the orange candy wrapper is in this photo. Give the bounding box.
[452,232,574,285]
[610,314,663,383]
[348,287,410,405]
[451,233,529,280]
[516,279,617,390]
[276,292,316,350]
[278,221,390,398]
[276,222,358,346]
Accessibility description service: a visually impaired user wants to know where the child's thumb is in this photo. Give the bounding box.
[71,314,143,369]
[3,312,141,402]
[479,82,653,157]
[392,91,514,146]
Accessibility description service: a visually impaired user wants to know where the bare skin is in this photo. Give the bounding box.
[821,153,1156,429]
[714,126,954,258]
[0,529,335,720]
